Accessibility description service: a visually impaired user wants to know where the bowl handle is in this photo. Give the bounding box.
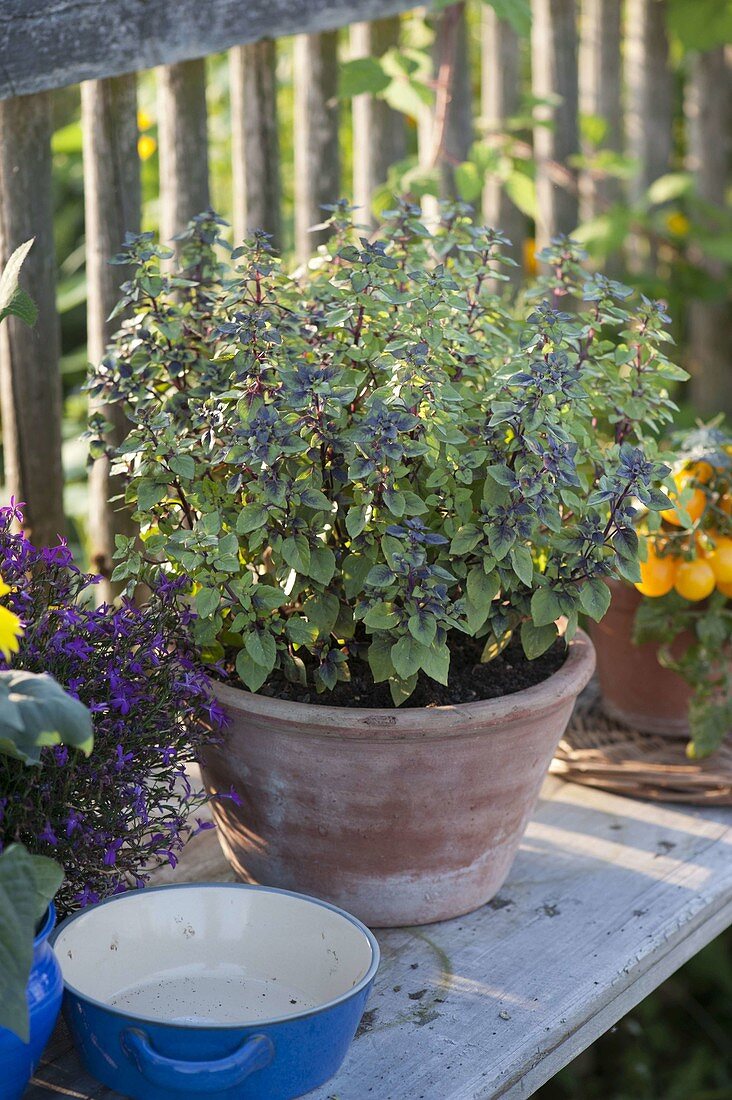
[120,1027,274,1092]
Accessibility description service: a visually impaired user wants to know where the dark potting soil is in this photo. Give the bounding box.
[262,633,567,709]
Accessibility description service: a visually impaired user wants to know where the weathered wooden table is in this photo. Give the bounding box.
[27,777,732,1100]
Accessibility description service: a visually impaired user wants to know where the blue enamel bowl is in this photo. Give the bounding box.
[51,883,379,1099]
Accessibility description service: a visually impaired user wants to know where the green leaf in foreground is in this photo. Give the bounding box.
[0,670,94,765]
[0,844,63,1041]
[0,239,38,327]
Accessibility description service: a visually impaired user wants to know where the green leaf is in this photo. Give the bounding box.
[530,587,563,628]
[169,454,195,480]
[235,648,269,692]
[343,553,372,599]
[520,620,558,660]
[365,564,396,588]
[245,630,276,670]
[4,288,36,327]
[647,171,694,205]
[194,587,220,620]
[467,565,500,608]
[308,545,336,585]
[137,479,167,512]
[300,487,332,512]
[454,161,483,203]
[408,611,437,647]
[303,592,341,635]
[383,488,406,516]
[0,844,63,1041]
[236,504,268,534]
[286,617,320,646]
[488,524,515,561]
[0,671,94,765]
[668,0,732,52]
[510,545,534,587]
[482,0,532,37]
[391,634,424,679]
[368,636,394,683]
[505,169,537,219]
[345,505,369,538]
[282,535,311,575]
[578,578,611,622]
[644,486,674,512]
[251,584,285,611]
[450,524,481,556]
[338,56,391,98]
[389,674,418,706]
[0,239,37,327]
[419,641,450,685]
[364,602,400,631]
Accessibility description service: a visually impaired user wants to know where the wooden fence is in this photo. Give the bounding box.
[0,0,728,580]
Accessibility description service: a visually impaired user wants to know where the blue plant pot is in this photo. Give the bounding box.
[0,903,63,1100]
[52,883,379,1100]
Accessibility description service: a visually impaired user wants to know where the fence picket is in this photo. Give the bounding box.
[350,17,405,226]
[579,0,622,218]
[82,76,141,595]
[294,31,341,261]
[230,41,282,247]
[0,92,65,546]
[626,0,673,202]
[481,6,525,279]
[157,59,210,243]
[531,0,579,248]
[686,47,732,417]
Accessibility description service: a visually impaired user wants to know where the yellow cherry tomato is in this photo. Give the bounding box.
[635,548,677,598]
[706,536,732,584]
[717,577,732,599]
[688,460,713,483]
[674,558,716,601]
[660,471,707,527]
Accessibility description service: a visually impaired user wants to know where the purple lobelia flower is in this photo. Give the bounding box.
[0,505,224,916]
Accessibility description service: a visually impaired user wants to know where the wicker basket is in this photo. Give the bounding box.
[551,683,732,805]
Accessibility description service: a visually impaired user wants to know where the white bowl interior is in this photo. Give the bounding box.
[54,886,375,1026]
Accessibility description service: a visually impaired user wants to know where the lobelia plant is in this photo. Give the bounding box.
[0,504,225,915]
[0,571,93,1042]
[89,203,679,706]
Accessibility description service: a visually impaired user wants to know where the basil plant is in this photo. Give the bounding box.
[90,203,679,705]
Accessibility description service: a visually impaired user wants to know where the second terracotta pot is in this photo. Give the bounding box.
[200,631,595,927]
[589,580,693,736]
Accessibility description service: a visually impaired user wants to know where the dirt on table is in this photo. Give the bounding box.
[261,632,567,709]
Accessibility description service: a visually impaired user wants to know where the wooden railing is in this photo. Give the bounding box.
[0,0,727,574]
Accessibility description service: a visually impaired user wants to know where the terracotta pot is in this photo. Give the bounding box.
[589,579,693,736]
[200,631,595,927]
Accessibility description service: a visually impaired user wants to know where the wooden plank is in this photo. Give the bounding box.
[0,91,65,546]
[157,59,210,244]
[82,76,140,597]
[625,0,673,200]
[293,31,341,262]
[230,40,282,248]
[685,46,732,419]
[531,0,579,248]
[0,0,420,101]
[481,7,525,280]
[29,779,732,1099]
[578,0,622,218]
[418,2,473,205]
[435,1,473,200]
[350,17,405,226]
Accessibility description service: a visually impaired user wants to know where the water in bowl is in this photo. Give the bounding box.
[109,967,317,1025]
